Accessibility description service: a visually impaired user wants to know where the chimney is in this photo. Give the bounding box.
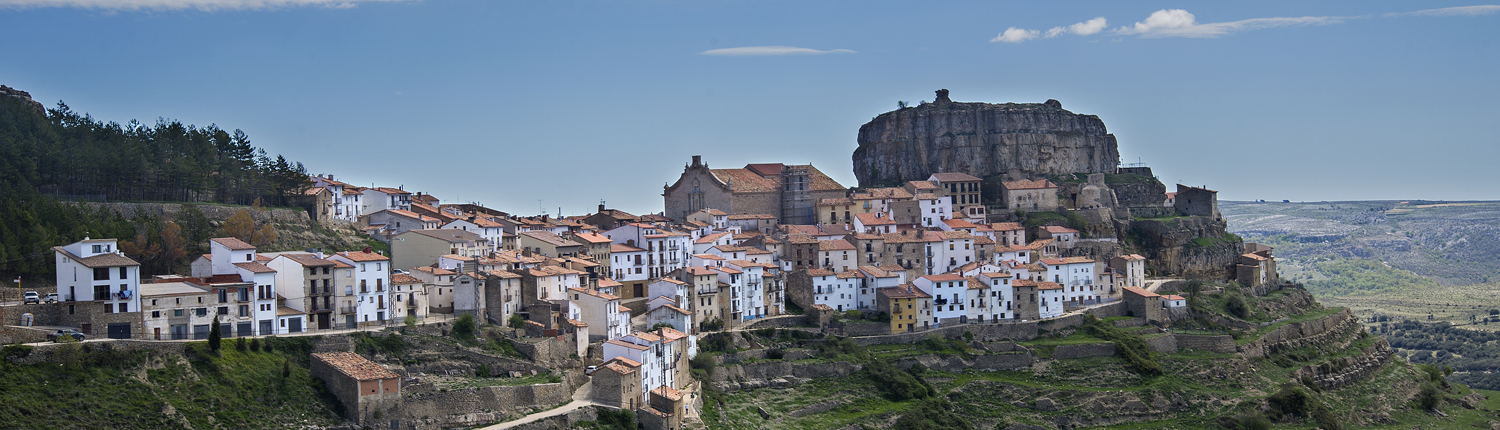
[691,155,702,168]
[599,204,606,212]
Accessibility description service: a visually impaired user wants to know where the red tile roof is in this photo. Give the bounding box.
[313,352,399,381]
[1002,179,1058,190]
[211,237,256,250]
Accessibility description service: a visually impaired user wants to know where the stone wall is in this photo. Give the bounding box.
[738,314,808,330]
[513,335,581,367]
[714,361,857,392]
[8,339,190,366]
[398,383,572,429]
[1240,309,1360,359]
[895,353,1033,372]
[1052,343,1116,359]
[848,320,1040,346]
[509,406,601,430]
[1145,335,1177,353]
[837,321,891,337]
[1172,335,1236,353]
[1296,337,1393,390]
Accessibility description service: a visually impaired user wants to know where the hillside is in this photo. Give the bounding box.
[1221,201,1500,289]
[692,284,1491,429]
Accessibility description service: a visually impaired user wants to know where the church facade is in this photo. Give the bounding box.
[663,156,846,225]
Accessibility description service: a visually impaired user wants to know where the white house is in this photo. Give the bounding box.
[362,186,412,213]
[915,193,951,228]
[725,260,773,320]
[442,218,507,253]
[913,274,969,326]
[803,269,863,312]
[1040,257,1098,306]
[53,237,142,339]
[1035,281,1066,319]
[328,249,392,327]
[569,287,630,341]
[1165,294,1187,308]
[645,301,693,334]
[390,272,429,320]
[975,272,1014,321]
[856,266,905,311]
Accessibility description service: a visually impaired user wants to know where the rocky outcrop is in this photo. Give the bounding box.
[0,85,46,117]
[1240,309,1361,359]
[1129,216,1242,277]
[853,90,1120,186]
[714,361,858,392]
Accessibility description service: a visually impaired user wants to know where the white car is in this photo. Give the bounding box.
[22,291,39,304]
[43,293,58,303]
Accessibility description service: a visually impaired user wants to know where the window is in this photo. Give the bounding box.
[94,268,110,281]
[219,289,227,303]
[218,306,228,315]
[174,309,184,317]
[245,254,252,262]
[92,244,102,253]
[152,311,160,318]
[119,267,128,279]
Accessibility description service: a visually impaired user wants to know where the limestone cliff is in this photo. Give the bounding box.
[0,85,46,116]
[852,90,1120,186]
[1129,216,1243,278]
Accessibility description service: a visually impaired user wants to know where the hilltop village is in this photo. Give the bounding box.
[1,91,1324,430]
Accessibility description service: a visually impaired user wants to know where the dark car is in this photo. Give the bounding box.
[47,329,85,342]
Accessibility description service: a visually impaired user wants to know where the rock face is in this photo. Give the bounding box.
[853,90,1120,186]
[0,85,47,117]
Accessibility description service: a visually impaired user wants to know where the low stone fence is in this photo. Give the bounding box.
[1240,309,1358,359]
[894,353,1033,372]
[1172,335,1236,353]
[9,339,190,365]
[714,361,858,392]
[849,321,1040,346]
[738,314,807,330]
[837,322,890,337]
[1296,337,1393,390]
[1053,343,1116,359]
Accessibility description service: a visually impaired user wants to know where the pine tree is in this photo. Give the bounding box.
[208,316,222,352]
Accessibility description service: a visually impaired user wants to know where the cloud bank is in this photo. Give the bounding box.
[0,0,405,10]
[699,46,856,56]
[992,5,1499,43]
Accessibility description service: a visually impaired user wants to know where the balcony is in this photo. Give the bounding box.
[340,306,358,314]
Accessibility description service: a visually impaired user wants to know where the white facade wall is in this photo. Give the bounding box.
[914,276,967,327]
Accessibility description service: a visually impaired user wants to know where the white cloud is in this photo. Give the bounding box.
[1390,5,1500,17]
[989,27,1040,43]
[1046,16,1107,38]
[1114,9,1342,38]
[0,0,406,10]
[698,46,855,56]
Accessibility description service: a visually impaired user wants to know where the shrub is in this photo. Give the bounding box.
[864,360,932,401]
[1081,315,1162,376]
[700,318,724,332]
[651,322,676,331]
[453,314,477,342]
[263,336,276,353]
[1265,384,1312,421]
[690,353,717,378]
[508,314,526,330]
[1417,383,1442,410]
[765,348,784,360]
[477,364,491,378]
[208,317,222,352]
[1235,411,1272,430]
[844,310,863,320]
[404,315,417,329]
[1312,404,1342,430]
[1225,294,1250,319]
[249,338,261,352]
[594,408,635,430]
[891,399,971,430]
[235,337,247,352]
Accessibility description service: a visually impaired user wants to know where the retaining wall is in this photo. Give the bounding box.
[398,383,572,429]
[1053,343,1116,359]
[1172,335,1237,353]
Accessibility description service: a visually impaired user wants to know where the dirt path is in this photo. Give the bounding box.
[480,379,599,429]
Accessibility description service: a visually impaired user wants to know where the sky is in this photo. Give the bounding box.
[2,1,1497,216]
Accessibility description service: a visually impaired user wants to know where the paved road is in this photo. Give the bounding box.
[480,379,599,429]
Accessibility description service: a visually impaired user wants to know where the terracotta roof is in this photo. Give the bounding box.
[337,250,389,262]
[942,219,977,229]
[1043,226,1079,234]
[1035,281,1064,290]
[930,172,982,182]
[651,385,684,402]
[1002,179,1058,190]
[277,305,302,316]
[854,212,895,226]
[519,231,579,247]
[728,260,775,269]
[906,180,939,190]
[811,304,834,311]
[611,243,646,253]
[817,239,856,251]
[211,237,256,250]
[1241,253,1268,261]
[413,266,457,276]
[484,270,522,279]
[605,339,649,351]
[657,327,688,341]
[855,187,914,200]
[835,271,865,279]
[618,305,631,312]
[974,236,995,245]
[1123,286,1160,298]
[695,232,730,244]
[655,303,691,316]
[278,253,335,267]
[913,192,941,200]
[1165,295,1186,301]
[569,287,621,301]
[1119,254,1147,261]
[879,284,930,299]
[857,266,897,278]
[312,352,399,381]
[1041,257,1094,265]
[368,187,411,195]
[806,268,834,277]
[234,262,277,274]
[392,273,423,284]
[571,232,612,244]
[989,222,1024,231]
[818,197,854,206]
[331,260,355,269]
[52,247,141,268]
[726,213,776,220]
[684,267,717,276]
[710,168,779,193]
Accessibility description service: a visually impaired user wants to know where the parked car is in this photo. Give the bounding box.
[585,365,598,375]
[22,291,39,304]
[47,329,85,342]
[43,293,58,303]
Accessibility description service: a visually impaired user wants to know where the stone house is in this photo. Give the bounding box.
[927,172,985,221]
[1236,248,1279,293]
[518,230,585,258]
[1173,184,1219,219]
[139,279,215,340]
[310,174,363,223]
[361,209,440,242]
[1122,286,1167,324]
[390,272,428,320]
[591,357,643,410]
[266,253,340,331]
[1109,254,1147,290]
[725,213,778,236]
[1010,280,1042,321]
[480,269,522,325]
[410,266,456,312]
[1038,226,1079,249]
[569,231,615,278]
[1001,179,1060,212]
[310,352,401,424]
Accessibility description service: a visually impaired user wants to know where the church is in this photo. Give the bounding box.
[662,156,847,225]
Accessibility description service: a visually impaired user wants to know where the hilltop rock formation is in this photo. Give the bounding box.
[1,85,46,116]
[853,89,1120,186]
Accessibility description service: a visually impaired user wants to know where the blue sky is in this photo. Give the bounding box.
[2,1,1497,216]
